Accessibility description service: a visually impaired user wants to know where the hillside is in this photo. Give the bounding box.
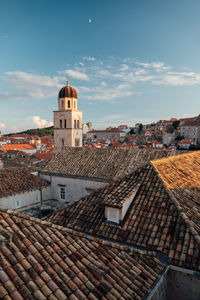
[10,126,54,137]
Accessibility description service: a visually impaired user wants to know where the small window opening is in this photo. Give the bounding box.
[77,120,80,128]
[60,120,62,128]
[74,120,77,128]
[75,139,80,147]
[60,188,65,200]
[64,119,66,128]
[68,100,70,108]
[62,139,64,147]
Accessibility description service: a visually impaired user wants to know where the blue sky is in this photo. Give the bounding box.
[1,0,200,133]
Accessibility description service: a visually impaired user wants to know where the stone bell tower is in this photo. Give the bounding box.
[54,80,82,153]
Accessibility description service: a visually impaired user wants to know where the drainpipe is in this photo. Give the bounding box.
[39,188,42,205]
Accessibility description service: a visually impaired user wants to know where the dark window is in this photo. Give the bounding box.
[68,100,70,108]
[77,120,80,128]
[64,119,66,128]
[62,138,64,146]
[60,120,62,128]
[60,188,65,200]
[74,120,76,128]
[75,139,80,147]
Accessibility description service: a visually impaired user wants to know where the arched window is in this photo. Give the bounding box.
[62,100,64,109]
[74,120,76,128]
[77,120,80,128]
[68,100,70,108]
[64,119,66,128]
[60,120,62,128]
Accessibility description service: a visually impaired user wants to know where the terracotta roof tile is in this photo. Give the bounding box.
[0,168,49,197]
[0,207,165,299]
[41,148,185,180]
[46,154,200,271]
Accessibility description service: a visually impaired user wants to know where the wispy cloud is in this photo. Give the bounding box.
[61,69,89,81]
[32,116,53,128]
[83,56,95,61]
[3,71,64,101]
[3,57,200,104]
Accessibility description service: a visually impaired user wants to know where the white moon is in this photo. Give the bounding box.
[89,18,92,23]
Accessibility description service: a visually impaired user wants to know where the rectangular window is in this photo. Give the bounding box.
[75,139,80,147]
[60,188,65,200]
[16,199,21,208]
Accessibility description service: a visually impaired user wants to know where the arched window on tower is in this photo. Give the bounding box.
[60,120,62,128]
[62,100,64,110]
[68,100,70,108]
[64,119,66,128]
[77,120,80,128]
[74,120,76,128]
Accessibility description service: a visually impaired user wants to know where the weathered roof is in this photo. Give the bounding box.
[41,148,184,180]
[0,168,49,197]
[152,151,200,238]
[181,119,200,127]
[0,207,165,299]
[46,154,200,271]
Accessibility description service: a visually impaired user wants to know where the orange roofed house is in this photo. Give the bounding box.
[0,144,37,155]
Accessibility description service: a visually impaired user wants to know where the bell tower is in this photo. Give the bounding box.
[54,80,82,153]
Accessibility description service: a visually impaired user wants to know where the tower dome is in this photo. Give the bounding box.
[58,81,77,99]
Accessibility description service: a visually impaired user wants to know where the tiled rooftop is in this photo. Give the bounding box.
[41,148,184,180]
[1,144,36,152]
[0,207,165,299]
[0,168,49,197]
[46,153,200,271]
[152,150,200,241]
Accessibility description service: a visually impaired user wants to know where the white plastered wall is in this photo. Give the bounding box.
[0,186,51,211]
[40,174,106,202]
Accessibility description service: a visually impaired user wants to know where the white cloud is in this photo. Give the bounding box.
[62,69,89,81]
[5,71,62,88]
[3,57,200,105]
[0,123,6,129]
[135,61,171,72]
[32,116,53,128]
[120,64,129,71]
[83,56,95,61]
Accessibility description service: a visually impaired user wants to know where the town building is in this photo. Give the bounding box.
[39,147,183,203]
[180,119,200,143]
[54,81,82,153]
[0,144,37,154]
[0,168,50,211]
[45,151,200,298]
[86,128,125,141]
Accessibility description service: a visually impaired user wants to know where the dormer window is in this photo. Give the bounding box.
[104,184,140,225]
[107,208,120,224]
